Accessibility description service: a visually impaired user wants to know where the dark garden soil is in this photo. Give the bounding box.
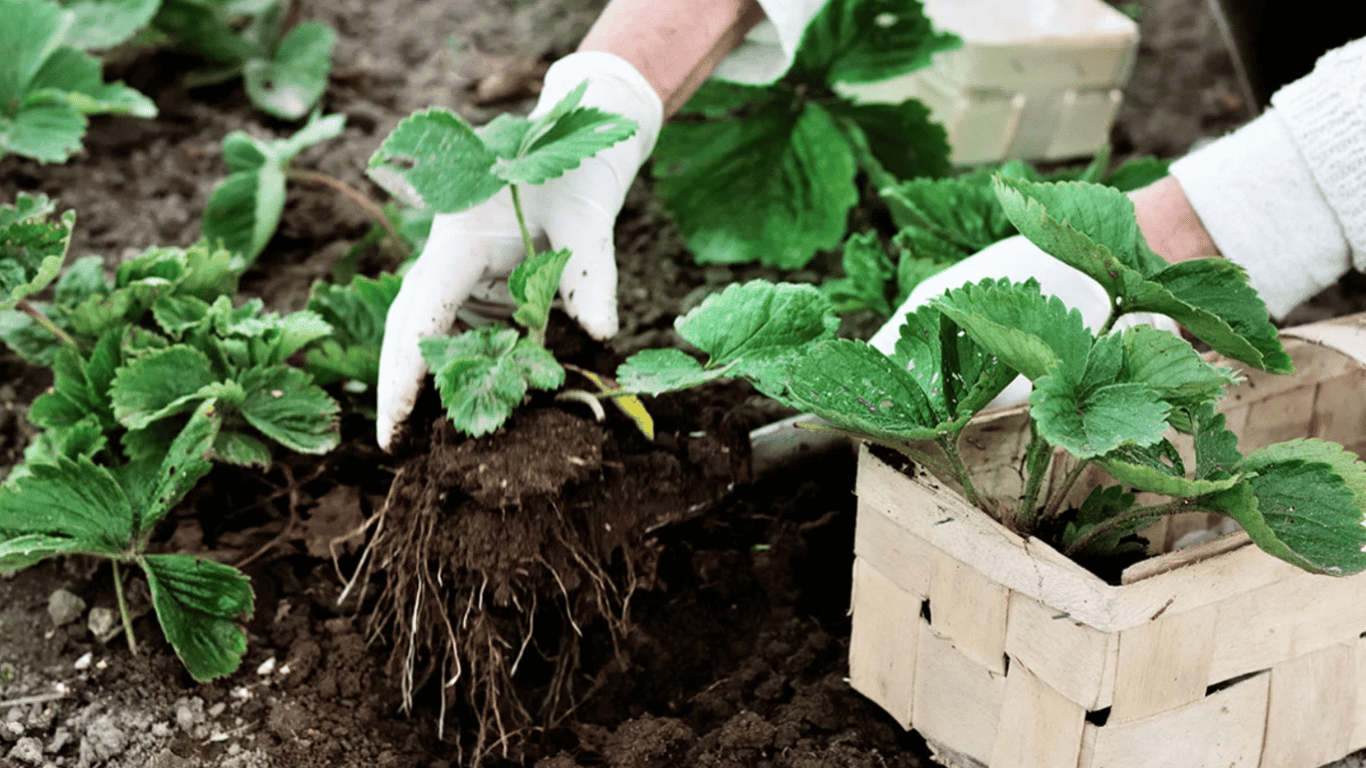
[3,1,1366,767]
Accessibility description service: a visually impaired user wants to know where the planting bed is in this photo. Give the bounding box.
[3,1,1366,767]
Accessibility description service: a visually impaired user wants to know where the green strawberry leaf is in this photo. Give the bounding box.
[57,0,161,50]
[8,414,108,484]
[932,278,1093,384]
[141,553,253,681]
[0,192,73,310]
[141,398,222,531]
[791,0,961,85]
[110,345,220,430]
[826,99,951,181]
[152,293,211,337]
[1031,374,1169,459]
[0,455,130,555]
[0,100,86,163]
[615,348,725,396]
[654,100,858,268]
[53,253,106,304]
[1102,156,1172,192]
[677,280,840,367]
[883,170,1017,253]
[242,20,335,120]
[822,231,894,315]
[27,46,156,117]
[0,533,90,571]
[0,0,71,108]
[492,85,637,185]
[1190,403,1243,480]
[1061,485,1151,557]
[892,302,1014,425]
[1206,454,1366,575]
[303,272,400,386]
[213,430,272,469]
[367,107,503,213]
[509,248,572,336]
[237,366,340,454]
[420,326,565,437]
[1135,259,1292,374]
[1121,325,1238,410]
[1098,436,1241,498]
[785,338,940,443]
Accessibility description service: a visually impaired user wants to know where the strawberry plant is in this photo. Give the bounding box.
[1,0,157,163]
[366,81,639,436]
[0,401,255,681]
[619,176,1366,577]
[651,0,960,268]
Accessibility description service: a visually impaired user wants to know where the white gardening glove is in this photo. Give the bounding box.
[376,51,663,450]
[869,234,1181,410]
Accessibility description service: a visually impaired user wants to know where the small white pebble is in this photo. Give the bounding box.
[95,659,107,670]
[255,658,276,676]
[207,703,226,718]
[73,652,93,671]
[230,687,252,701]
[278,664,291,677]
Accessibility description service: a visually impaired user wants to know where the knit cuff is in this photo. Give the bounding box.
[1170,110,1350,319]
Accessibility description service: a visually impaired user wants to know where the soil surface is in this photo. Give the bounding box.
[3,1,1365,767]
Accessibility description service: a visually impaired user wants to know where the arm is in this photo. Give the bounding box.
[1129,176,1223,264]
[579,0,767,116]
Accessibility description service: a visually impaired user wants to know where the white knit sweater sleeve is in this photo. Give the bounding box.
[1170,38,1366,319]
[710,0,828,84]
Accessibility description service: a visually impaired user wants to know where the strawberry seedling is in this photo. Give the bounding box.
[366,81,639,436]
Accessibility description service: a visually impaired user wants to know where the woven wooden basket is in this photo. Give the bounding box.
[848,313,1366,768]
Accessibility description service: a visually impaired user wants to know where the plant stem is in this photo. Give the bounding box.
[111,560,138,656]
[1063,498,1194,557]
[287,169,408,254]
[936,434,981,508]
[1098,300,1122,336]
[1043,456,1092,521]
[15,299,75,347]
[509,184,537,263]
[1015,427,1052,534]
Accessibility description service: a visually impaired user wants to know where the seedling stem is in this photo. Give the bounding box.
[111,560,138,655]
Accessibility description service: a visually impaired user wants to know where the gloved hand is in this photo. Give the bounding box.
[868,234,1181,410]
[376,51,664,450]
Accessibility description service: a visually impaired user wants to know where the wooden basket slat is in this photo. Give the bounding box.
[925,546,1010,675]
[989,662,1086,768]
[1109,607,1217,724]
[1259,640,1357,768]
[912,621,1007,765]
[1351,634,1366,753]
[1076,672,1269,768]
[848,557,921,728]
[854,495,939,598]
[1003,590,1118,711]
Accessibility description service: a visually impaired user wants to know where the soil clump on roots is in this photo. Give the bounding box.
[355,333,764,762]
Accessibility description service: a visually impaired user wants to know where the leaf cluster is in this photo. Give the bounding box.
[652,0,961,269]
[1,0,157,163]
[825,150,1173,316]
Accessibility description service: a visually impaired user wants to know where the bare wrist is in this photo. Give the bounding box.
[1128,175,1223,264]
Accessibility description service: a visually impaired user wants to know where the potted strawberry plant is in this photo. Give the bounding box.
[616,175,1366,768]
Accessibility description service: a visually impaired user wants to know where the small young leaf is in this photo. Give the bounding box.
[892,303,1014,424]
[28,46,156,117]
[237,366,340,454]
[303,272,400,386]
[53,253,106,304]
[152,294,211,337]
[785,339,940,443]
[141,553,254,681]
[1061,485,1151,558]
[882,171,1014,254]
[615,348,724,395]
[508,248,572,335]
[1190,404,1243,480]
[492,106,637,186]
[653,101,858,268]
[1031,374,1169,459]
[8,414,107,484]
[821,231,894,315]
[367,107,503,213]
[421,327,565,437]
[242,20,335,120]
[202,164,286,261]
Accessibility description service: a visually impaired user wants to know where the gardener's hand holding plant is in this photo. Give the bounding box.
[377,0,820,450]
